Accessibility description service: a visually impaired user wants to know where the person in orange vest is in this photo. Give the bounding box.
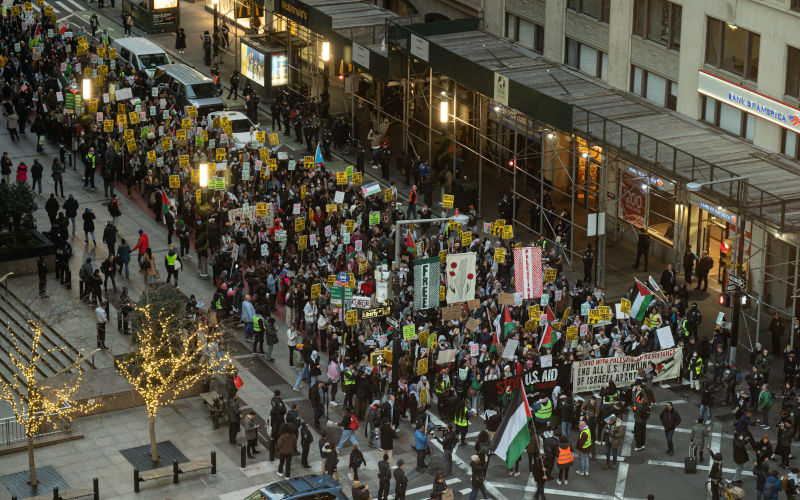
[406,186,418,220]
[556,434,574,485]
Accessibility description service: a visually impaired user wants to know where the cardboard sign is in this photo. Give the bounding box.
[418,330,430,348]
[620,298,631,315]
[352,172,362,186]
[304,156,314,169]
[498,293,515,305]
[544,269,557,283]
[465,317,480,331]
[656,326,675,349]
[441,305,462,321]
[298,235,308,251]
[528,305,541,320]
[384,189,393,202]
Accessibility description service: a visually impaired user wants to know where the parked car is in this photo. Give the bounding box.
[244,475,346,500]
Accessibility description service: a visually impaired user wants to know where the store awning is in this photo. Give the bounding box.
[394,26,800,232]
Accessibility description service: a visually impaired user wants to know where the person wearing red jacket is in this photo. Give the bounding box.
[132,229,150,266]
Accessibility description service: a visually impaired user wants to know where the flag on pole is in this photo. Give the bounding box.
[514,246,543,299]
[413,257,440,311]
[493,305,514,340]
[405,231,415,254]
[544,305,556,323]
[160,188,170,215]
[315,144,324,166]
[630,279,655,323]
[490,383,531,468]
[538,323,558,350]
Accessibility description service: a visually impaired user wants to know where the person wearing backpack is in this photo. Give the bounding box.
[335,408,360,453]
[784,467,799,500]
[763,470,783,499]
[349,443,365,481]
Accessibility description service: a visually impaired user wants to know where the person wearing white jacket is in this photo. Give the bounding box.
[287,326,299,367]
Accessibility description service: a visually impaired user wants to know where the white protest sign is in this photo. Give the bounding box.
[656,326,675,349]
[502,338,519,360]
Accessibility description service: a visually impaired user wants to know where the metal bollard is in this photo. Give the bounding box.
[211,450,217,474]
[93,477,99,500]
[134,468,140,493]
[240,444,246,468]
[53,487,58,500]
[172,459,179,484]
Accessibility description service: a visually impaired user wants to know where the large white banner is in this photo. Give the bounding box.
[571,347,683,393]
[445,252,477,304]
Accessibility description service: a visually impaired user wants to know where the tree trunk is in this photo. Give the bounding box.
[149,415,159,462]
[27,434,38,487]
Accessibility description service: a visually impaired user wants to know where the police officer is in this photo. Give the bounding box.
[687,303,703,338]
[84,147,97,190]
[377,453,392,500]
[252,309,266,354]
[442,423,457,477]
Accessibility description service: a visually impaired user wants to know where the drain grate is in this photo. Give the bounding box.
[119,440,189,471]
[1,466,69,499]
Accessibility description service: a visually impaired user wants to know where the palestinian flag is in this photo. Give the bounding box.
[631,280,655,323]
[405,231,415,254]
[489,328,501,354]
[490,383,531,468]
[161,188,170,215]
[544,305,556,323]
[538,323,558,350]
[493,305,514,340]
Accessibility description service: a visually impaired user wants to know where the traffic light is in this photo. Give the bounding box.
[719,293,731,307]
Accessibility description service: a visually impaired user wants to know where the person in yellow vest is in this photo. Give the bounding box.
[343,364,356,408]
[575,420,592,476]
[164,244,182,287]
[83,147,97,190]
[453,404,469,445]
[533,396,553,432]
[647,307,662,330]
[688,351,703,391]
[556,435,574,485]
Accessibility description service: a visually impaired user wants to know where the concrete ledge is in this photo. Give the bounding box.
[0,433,84,456]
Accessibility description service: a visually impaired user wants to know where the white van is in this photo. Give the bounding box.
[110,37,170,79]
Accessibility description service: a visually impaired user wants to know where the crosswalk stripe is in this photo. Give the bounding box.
[56,1,70,12]
[648,459,753,477]
[389,478,462,499]
[64,0,83,11]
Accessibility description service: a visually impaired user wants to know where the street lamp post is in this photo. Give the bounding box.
[687,176,749,364]
[391,213,468,394]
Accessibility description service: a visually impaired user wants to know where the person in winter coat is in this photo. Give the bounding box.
[380,419,395,464]
[604,415,624,469]
[175,27,187,53]
[15,162,27,184]
[731,432,751,483]
[102,221,117,256]
[116,239,131,279]
[140,247,157,285]
[82,208,96,245]
[276,426,297,478]
[394,460,408,500]
[164,244,182,286]
[556,434,573,484]
[323,444,338,478]
[243,410,260,458]
[755,460,770,498]
[763,470,783,499]
[690,419,709,462]
[132,229,150,266]
[659,402,681,455]
[63,194,79,236]
[430,471,449,500]
[532,452,548,500]
[300,422,313,468]
[575,420,592,476]
[754,433,773,468]
[758,384,773,427]
[45,193,59,227]
[348,443,365,481]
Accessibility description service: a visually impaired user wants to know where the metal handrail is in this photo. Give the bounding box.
[0,402,73,447]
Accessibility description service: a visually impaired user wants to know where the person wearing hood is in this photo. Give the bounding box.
[82,208,96,245]
[763,470,783,500]
[116,238,131,279]
[556,434,573,485]
[541,427,559,477]
[755,459,770,498]
[132,229,149,266]
[706,446,724,500]
[164,244,182,287]
[604,415,624,469]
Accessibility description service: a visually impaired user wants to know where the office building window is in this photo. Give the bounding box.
[505,14,544,54]
[793,0,800,11]
[566,38,607,80]
[786,46,800,99]
[701,96,755,141]
[630,66,677,110]
[705,17,760,81]
[632,0,681,51]
[567,0,610,23]
[782,129,800,160]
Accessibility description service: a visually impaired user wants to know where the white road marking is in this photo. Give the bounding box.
[615,411,634,499]
[496,482,649,500]
[389,478,462,499]
[64,0,84,11]
[55,1,70,11]
[645,424,734,439]
[647,459,753,477]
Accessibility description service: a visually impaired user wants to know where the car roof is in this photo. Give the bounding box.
[111,37,165,54]
[262,474,341,498]
[155,64,212,84]
[208,110,250,121]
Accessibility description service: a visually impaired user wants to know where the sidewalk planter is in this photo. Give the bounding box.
[122,0,180,33]
[0,230,56,276]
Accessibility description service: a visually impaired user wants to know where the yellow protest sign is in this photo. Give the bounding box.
[97,64,108,76]
[345,310,358,326]
[146,150,157,163]
[195,189,202,203]
[254,130,265,144]
[587,309,601,325]
[169,175,180,188]
[598,306,612,321]
[439,249,447,264]
[179,155,189,168]
[176,130,186,141]
[216,148,226,161]
[268,132,279,146]
[461,231,472,247]
[300,185,307,199]
[127,111,138,124]
[416,358,428,376]
[310,283,321,299]
[187,106,197,118]
[295,218,305,232]
[384,189,393,202]
[528,305,541,320]
[544,268,557,282]
[358,260,368,275]
[327,275,336,288]
[103,120,113,132]
[494,248,506,264]
[108,48,117,59]
[269,158,278,171]
[126,138,136,152]
[442,194,454,209]
[566,326,579,341]
[123,128,134,140]
[502,225,514,239]
[304,156,314,169]
[162,137,172,150]
[439,286,446,302]
[620,299,631,315]
[352,172,362,186]
[326,204,337,213]
[298,235,308,251]
[336,171,347,185]
[345,219,355,233]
